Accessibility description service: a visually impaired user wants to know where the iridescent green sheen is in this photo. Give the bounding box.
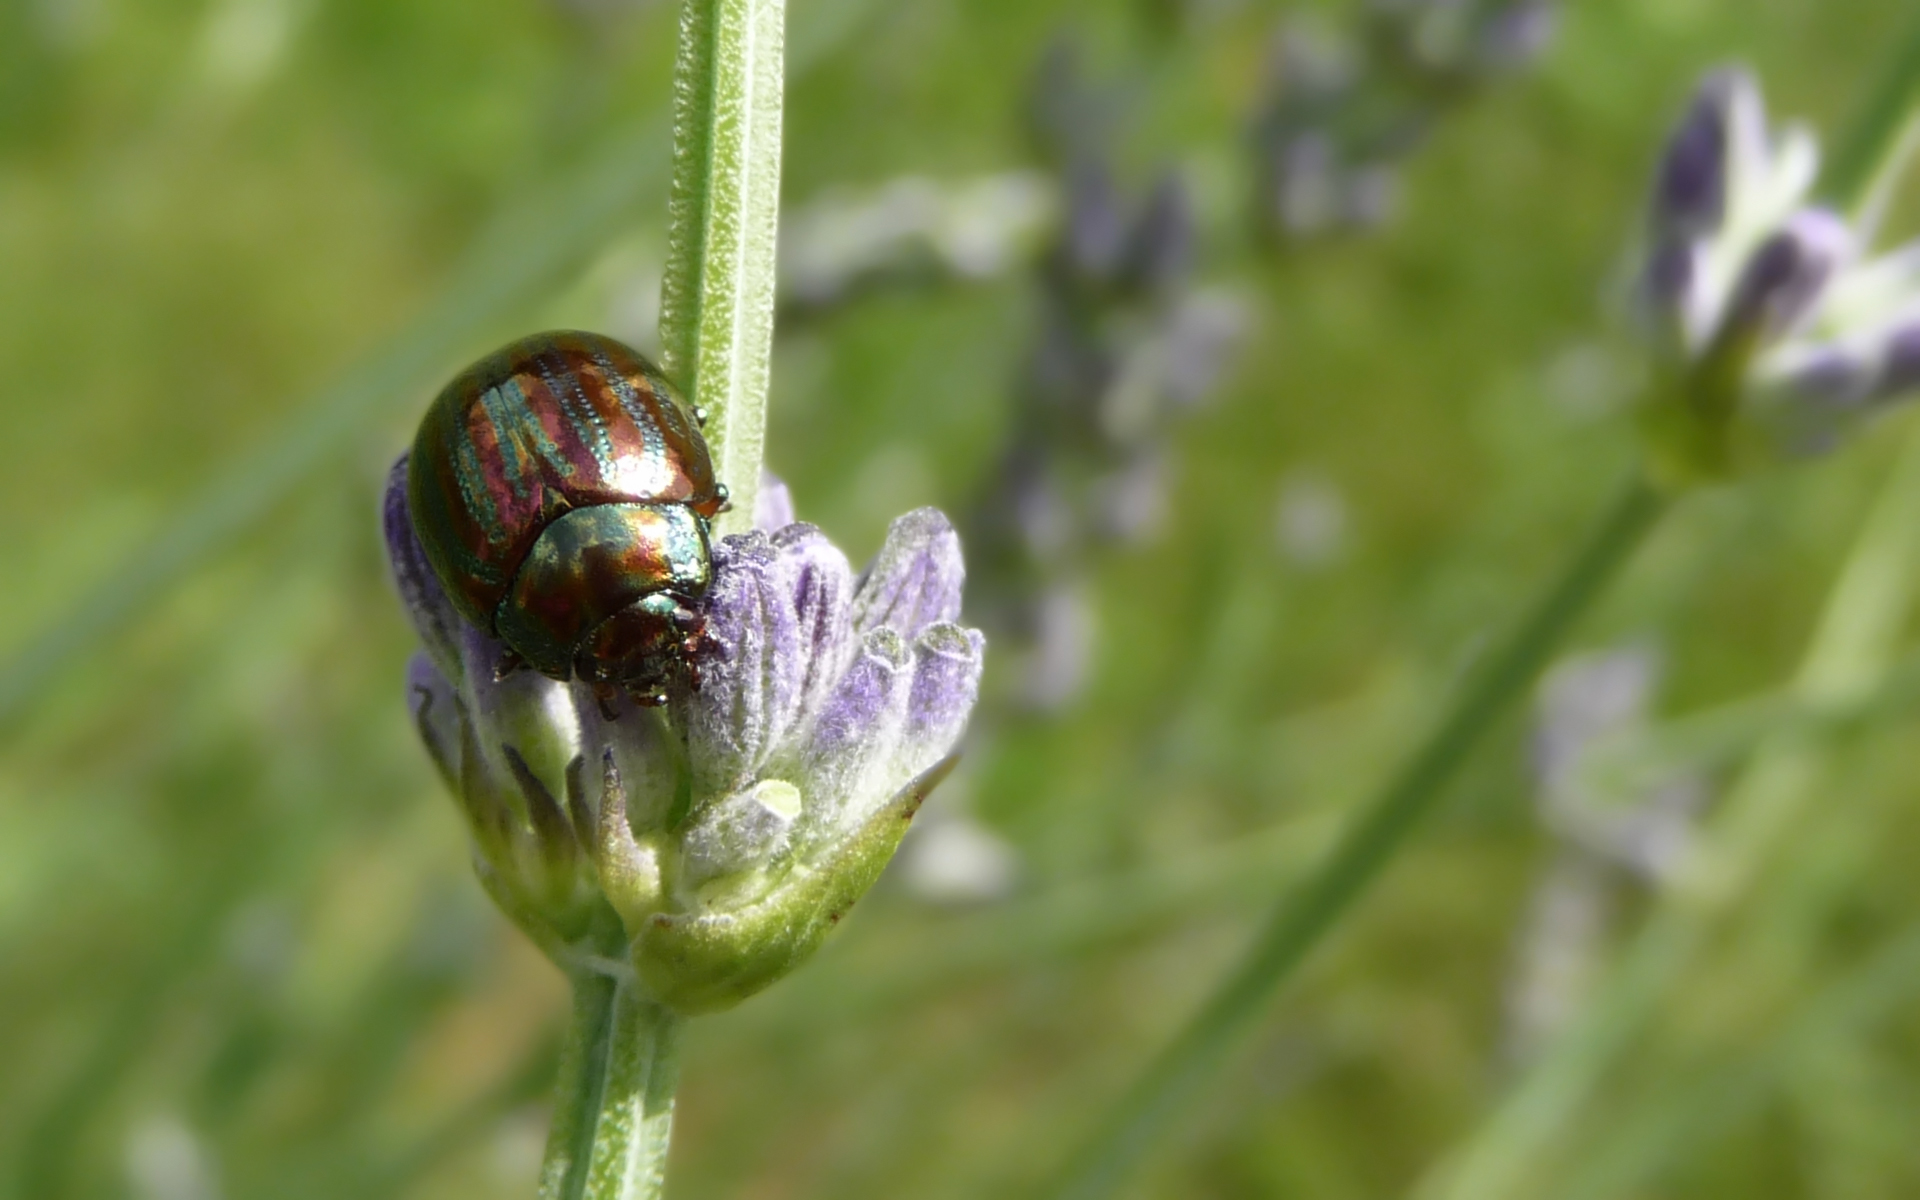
[407,330,725,696]
[497,505,712,679]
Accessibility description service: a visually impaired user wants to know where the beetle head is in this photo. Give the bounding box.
[575,591,707,706]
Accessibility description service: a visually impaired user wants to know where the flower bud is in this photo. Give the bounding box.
[1633,69,1920,482]
[384,462,985,1013]
[1650,73,1734,242]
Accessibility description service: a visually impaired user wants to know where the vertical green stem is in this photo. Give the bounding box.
[541,974,685,1200]
[659,0,786,536]
[532,2,787,1193]
[540,973,617,1200]
[1044,473,1668,1200]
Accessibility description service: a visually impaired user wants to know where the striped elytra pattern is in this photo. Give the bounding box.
[407,329,723,628]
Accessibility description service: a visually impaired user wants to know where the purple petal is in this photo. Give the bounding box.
[1095,451,1168,544]
[1478,0,1556,70]
[1163,291,1248,409]
[1064,157,1129,280]
[1125,172,1195,294]
[851,508,967,639]
[1874,323,1920,402]
[1652,71,1739,239]
[681,533,795,798]
[765,523,856,752]
[1780,346,1875,409]
[383,455,465,679]
[755,470,797,533]
[1023,584,1093,711]
[407,652,462,787]
[1720,208,1853,343]
[802,627,913,829]
[1642,238,1697,327]
[1275,132,1339,237]
[897,623,985,782]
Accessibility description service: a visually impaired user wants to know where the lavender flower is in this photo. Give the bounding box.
[1251,1,1558,241]
[1502,647,1704,1065]
[1638,69,1920,477]
[386,460,985,1013]
[964,45,1247,712]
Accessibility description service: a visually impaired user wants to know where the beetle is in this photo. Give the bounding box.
[407,329,728,707]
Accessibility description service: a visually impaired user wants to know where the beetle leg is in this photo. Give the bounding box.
[713,483,732,513]
[494,646,527,682]
[593,682,621,722]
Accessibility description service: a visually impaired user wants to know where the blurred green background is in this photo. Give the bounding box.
[6,0,1920,1197]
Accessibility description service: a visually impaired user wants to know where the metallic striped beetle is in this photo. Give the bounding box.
[407,330,728,706]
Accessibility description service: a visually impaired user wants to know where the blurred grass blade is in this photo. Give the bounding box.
[660,0,787,536]
[1820,7,1920,216]
[15,844,271,1197]
[1577,644,1920,789]
[0,119,667,730]
[1559,924,1920,1200]
[1043,473,1666,1200]
[0,0,875,733]
[363,1030,564,1199]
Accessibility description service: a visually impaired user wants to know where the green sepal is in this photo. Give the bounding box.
[1637,325,1778,490]
[632,755,957,1014]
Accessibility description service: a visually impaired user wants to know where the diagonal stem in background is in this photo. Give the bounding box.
[1410,30,1920,1195]
[1413,419,1920,1200]
[1044,472,1668,1200]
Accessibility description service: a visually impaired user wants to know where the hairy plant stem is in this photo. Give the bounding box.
[1046,471,1668,1200]
[540,972,685,1200]
[659,0,787,537]
[529,1,790,1194]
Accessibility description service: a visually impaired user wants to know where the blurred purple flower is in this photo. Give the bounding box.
[1637,69,1920,472]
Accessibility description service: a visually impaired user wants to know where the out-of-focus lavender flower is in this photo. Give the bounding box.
[1274,470,1350,570]
[1095,451,1170,544]
[966,45,1247,710]
[1252,1,1558,241]
[896,790,1021,906]
[1502,646,1705,1064]
[780,173,1056,308]
[1021,582,1097,712]
[1530,647,1703,877]
[1638,70,1920,477]
[386,461,984,1013]
[125,1116,221,1200]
